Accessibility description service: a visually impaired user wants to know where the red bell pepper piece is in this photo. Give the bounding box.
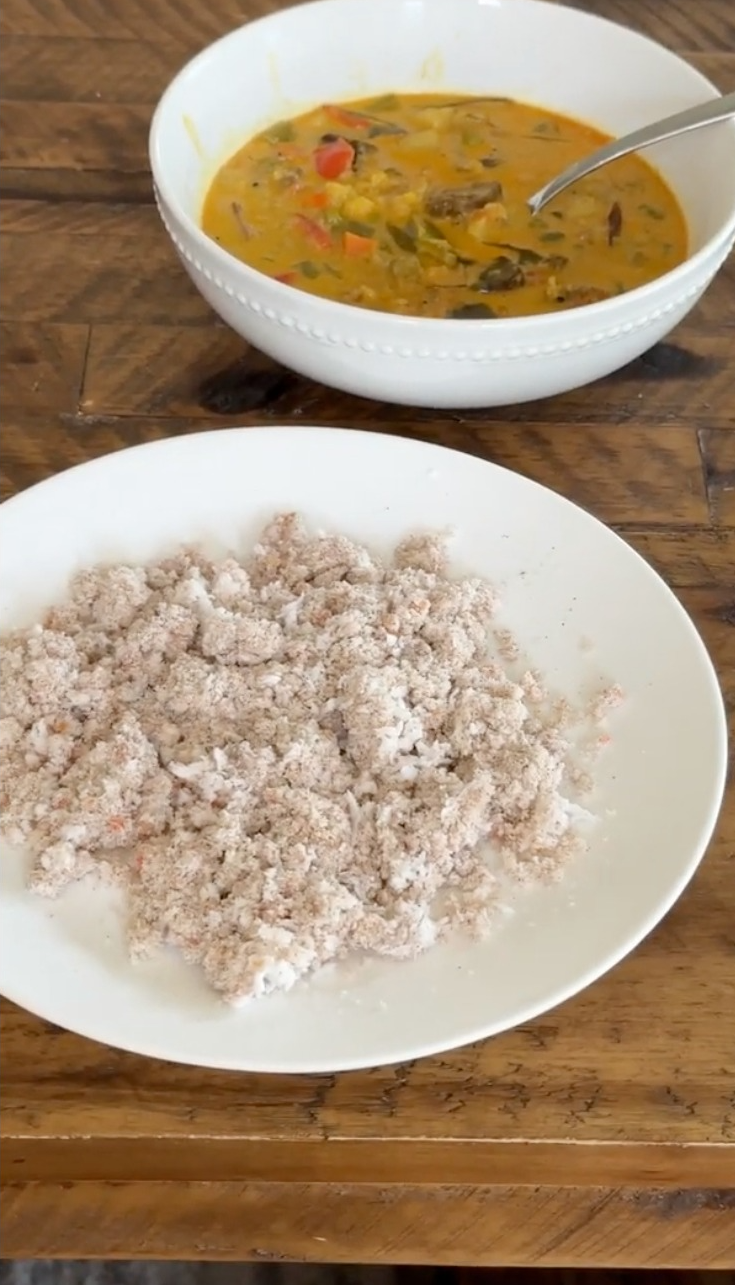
[313,136,355,180]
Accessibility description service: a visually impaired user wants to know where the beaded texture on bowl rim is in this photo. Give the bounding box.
[156,199,730,362]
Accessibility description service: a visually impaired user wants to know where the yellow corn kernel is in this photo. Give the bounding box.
[343,194,378,221]
[388,191,420,221]
[325,182,350,208]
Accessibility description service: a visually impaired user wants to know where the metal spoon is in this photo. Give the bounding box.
[528,91,735,214]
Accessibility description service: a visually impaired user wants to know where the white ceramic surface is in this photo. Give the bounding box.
[149,0,735,408]
[0,427,727,1072]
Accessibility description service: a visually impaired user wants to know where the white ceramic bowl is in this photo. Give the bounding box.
[150,0,735,409]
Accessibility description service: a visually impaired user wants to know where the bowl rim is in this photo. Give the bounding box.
[149,0,735,332]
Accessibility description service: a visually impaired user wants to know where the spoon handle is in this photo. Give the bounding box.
[528,90,735,214]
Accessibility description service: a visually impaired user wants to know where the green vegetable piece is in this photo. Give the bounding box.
[266,119,296,143]
[539,231,566,243]
[422,219,449,241]
[296,260,320,279]
[639,202,665,220]
[341,218,376,238]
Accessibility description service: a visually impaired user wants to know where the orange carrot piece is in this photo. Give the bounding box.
[343,230,376,257]
[301,190,329,209]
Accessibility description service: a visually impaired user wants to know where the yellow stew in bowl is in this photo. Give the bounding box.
[201,94,687,319]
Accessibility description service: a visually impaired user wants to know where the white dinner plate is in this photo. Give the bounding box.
[0,426,726,1072]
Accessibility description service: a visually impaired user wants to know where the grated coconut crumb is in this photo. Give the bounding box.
[0,514,619,1004]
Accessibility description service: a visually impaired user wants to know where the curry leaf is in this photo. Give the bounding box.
[387,223,418,253]
[607,201,623,247]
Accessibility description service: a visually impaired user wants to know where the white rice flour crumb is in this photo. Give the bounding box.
[0,514,618,1004]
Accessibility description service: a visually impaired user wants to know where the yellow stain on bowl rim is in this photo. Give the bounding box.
[183,114,204,160]
[419,50,445,83]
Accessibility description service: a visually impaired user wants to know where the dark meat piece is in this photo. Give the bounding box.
[425,181,503,219]
[476,256,525,292]
[447,302,497,319]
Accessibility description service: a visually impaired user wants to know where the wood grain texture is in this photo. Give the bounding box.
[0,0,734,1266]
[4,1181,735,1266]
[700,429,735,524]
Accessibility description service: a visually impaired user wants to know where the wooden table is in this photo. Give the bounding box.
[1,0,734,1267]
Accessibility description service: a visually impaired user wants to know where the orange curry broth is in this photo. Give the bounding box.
[201,93,687,319]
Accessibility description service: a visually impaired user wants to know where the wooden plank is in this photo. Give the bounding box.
[3,1133,734,1188]
[1,0,732,52]
[0,409,711,524]
[3,1179,735,1266]
[0,199,157,235]
[0,166,154,203]
[621,526,735,584]
[0,35,183,102]
[0,101,150,170]
[0,0,279,41]
[0,322,89,411]
[0,237,210,324]
[700,429,735,525]
[79,311,733,427]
